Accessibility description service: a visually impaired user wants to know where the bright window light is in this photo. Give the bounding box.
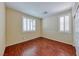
[22,16,36,32]
[65,16,69,32]
[59,15,69,32]
[60,17,64,32]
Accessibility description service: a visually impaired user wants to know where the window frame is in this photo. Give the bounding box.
[58,14,70,33]
[22,16,36,32]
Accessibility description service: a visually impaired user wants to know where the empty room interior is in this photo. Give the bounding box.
[0,2,79,56]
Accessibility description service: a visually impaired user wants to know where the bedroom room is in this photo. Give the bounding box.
[0,2,79,56]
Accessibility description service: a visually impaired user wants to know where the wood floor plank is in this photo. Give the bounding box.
[4,37,76,56]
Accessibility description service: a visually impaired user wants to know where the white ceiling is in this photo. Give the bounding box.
[6,2,73,18]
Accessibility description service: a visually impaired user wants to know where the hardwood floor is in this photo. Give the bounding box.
[4,37,76,56]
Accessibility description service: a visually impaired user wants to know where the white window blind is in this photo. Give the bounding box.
[23,16,36,32]
[60,17,64,31]
[65,16,69,32]
[59,15,69,32]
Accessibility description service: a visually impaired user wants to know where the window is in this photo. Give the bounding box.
[22,16,36,32]
[59,15,69,32]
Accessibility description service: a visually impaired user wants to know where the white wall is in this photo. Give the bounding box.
[72,2,79,56]
[42,9,73,45]
[6,8,42,46]
[0,3,5,55]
